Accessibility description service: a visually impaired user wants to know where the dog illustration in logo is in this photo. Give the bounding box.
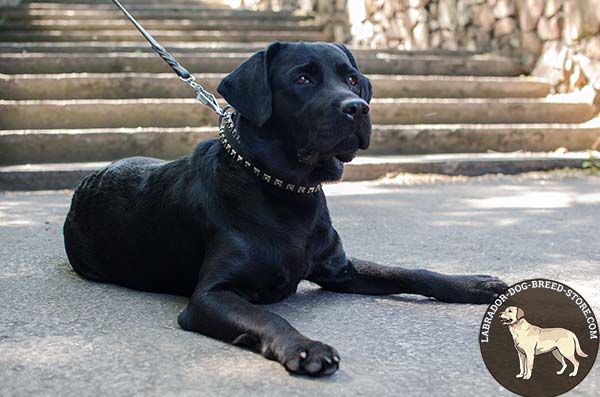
[499,306,588,380]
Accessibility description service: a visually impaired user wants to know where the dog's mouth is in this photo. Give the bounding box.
[329,134,363,163]
[500,317,513,325]
[334,151,358,163]
[298,133,365,165]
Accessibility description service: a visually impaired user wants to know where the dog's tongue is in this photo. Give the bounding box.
[335,152,357,162]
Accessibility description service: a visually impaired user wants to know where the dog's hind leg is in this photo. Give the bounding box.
[552,349,567,375]
[564,354,580,377]
[556,337,580,377]
[566,356,579,377]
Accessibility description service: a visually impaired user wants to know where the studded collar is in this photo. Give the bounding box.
[218,111,322,195]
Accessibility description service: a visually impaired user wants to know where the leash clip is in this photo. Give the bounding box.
[180,75,223,116]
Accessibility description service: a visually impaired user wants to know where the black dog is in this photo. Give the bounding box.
[63,42,507,376]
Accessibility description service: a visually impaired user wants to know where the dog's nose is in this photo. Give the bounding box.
[341,98,369,119]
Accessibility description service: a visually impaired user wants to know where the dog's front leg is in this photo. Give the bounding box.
[523,349,535,379]
[309,257,507,304]
[177,288,339,376]
[516,350,526,378]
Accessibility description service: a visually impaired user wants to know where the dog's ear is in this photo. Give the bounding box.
[333,43,373,103]
[217,42,282,127]
[333,43,359,69]
[516,307,525,320]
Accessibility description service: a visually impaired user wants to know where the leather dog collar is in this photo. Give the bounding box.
[218,111,322,195]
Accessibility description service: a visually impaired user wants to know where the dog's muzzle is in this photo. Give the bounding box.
[340,98,370,150]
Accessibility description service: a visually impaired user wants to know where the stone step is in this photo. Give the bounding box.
[1,98,594,130]
[0,29,329,43]
[19,2,285,11]
[0,41,272,53]
[23,1,233,5]
[0,19,322,31]
[369,122,600,154]
[342,152,595,181]
[0,127,215,164]
[2,123,599,165]
[0,152,593,190]
[0,73,551,100]
[6,0,298,15]
[0,42,482,55]
[0,53,522,76]
[2,6,306,21]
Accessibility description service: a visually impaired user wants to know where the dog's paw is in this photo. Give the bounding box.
[435,274,508,304]
[279,339,340,377]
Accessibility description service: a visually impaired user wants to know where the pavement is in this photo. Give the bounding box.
[1,171,599,397]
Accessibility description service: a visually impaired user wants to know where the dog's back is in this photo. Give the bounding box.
[63,155,203,295]
[64,157,166,279]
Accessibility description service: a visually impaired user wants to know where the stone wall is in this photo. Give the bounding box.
[345,0,600,94]
[230,0,600,94]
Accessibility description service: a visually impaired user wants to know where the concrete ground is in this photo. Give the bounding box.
[1,171,599,397]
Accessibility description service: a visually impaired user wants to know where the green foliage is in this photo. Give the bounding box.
[582,151,600,175]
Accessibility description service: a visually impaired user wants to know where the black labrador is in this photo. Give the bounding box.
[63,42,507,376]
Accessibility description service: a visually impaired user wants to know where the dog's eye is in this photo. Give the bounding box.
[294,75,311,85]
[347,75,358,86]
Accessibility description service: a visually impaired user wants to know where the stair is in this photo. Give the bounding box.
[0,52,522,75]
[1,0,599,190]
[0,74,551,100]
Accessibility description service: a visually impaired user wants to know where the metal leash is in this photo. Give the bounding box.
[110,0,224,116]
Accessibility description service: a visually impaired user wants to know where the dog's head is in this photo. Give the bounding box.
[499,306,525,326]
[217,42,372,170]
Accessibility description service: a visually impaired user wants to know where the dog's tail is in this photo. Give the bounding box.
[574,334,588,358]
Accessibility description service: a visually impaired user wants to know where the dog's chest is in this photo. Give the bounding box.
[510,325,538,347]
[236,244,308,304]
[211,191,327,304]
[234,216,333,304]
